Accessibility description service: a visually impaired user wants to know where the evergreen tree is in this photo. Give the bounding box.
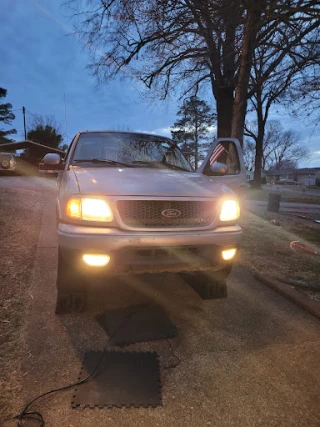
[171,96,216,169]
[0,88,17,143]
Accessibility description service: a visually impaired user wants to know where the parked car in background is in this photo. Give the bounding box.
[277,178,299,185]
[40,131,246,314]
[0,153,16,174]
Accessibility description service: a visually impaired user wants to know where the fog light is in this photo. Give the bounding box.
[222,248,237,261]
[82,254,110,267]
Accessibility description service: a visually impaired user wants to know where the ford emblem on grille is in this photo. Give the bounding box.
[161,209,181,218]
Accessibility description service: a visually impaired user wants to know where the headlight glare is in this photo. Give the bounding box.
[67,199,81,219]
[83,254,110,267]
[220,200,240,222]
[66,198,113,222]
[222,248,237,260]
[81,198,113,222]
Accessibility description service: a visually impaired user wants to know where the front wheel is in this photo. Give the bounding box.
[55,250,87,314]
[181,265,232,300]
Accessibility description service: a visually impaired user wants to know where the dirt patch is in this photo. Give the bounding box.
[0,188,45,417]
[238,209,320,300]
[277,213,320,245]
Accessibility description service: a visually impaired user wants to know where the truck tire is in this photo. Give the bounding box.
[181,265,232,300]
[55,250,87,314]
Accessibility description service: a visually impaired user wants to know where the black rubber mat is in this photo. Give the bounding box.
[72,351,161,408]
[96,304,177,346]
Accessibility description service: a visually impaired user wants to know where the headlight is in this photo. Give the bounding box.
[66,198,113,222]
[220,200,240,222]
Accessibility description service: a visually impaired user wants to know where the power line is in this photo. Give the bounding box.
[25,109,39,118]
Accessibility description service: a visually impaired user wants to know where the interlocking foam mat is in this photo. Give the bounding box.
[72,351,161,409]
[96,304,177,346]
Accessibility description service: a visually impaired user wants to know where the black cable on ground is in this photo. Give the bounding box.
[5,273,168,427]
[165,338,181,370]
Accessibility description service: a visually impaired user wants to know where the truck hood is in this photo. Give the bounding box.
[72,166,231,198]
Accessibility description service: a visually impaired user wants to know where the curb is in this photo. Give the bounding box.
[283,279,320,292]
[253,273,320,320]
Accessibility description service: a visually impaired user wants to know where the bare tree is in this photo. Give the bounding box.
[28,114,62,131]
[245,21,320,187]
[111,124,133,132]
[269,130,310,170]
[66,0,320,146]
[287,66,320,124]
[245,120,309,171]
[243,139,256,172]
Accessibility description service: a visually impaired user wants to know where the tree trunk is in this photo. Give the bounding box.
[253,113,265,188]
[194,121,199,169]
[253,89,266,188]
[216,86,234,137]
[231,2,262,146]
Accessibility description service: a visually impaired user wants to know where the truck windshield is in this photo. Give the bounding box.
[72,132,193,172]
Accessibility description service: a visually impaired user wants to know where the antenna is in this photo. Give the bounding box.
[64,93,68,138]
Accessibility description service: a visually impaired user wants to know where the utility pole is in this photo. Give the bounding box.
[22,106,27,140]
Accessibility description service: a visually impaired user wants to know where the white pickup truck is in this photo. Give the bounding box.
[41,131,246,313]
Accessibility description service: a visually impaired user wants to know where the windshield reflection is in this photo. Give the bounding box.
[72,132,193,171]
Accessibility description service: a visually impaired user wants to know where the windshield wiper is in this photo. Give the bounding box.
[161,161,191,172]
[131,161,159,166]
[132,160,190,172]
[73,158,133,167]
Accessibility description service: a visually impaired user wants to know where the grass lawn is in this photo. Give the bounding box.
[238,209,320,290]
[245,188,320,205]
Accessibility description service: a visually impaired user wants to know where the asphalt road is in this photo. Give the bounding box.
[247,200,320,214]
[3,176,320,427]
[263,184,320,197]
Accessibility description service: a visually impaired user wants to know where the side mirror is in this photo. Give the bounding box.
[210,162,228,176]
[39,153,63,173]
[44,153,61,165]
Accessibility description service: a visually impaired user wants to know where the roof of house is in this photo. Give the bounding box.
[265,167,320,176]
[296,167,320,174]
[0,140,65,156]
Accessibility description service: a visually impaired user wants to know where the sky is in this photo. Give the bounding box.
[1,0,319,167]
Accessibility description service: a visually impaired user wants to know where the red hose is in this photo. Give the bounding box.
[290,241,318,255]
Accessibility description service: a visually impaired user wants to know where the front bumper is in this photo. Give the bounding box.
[58,223,242,274]
[0,167,15,172]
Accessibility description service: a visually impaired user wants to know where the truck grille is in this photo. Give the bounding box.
[116,200,214,228]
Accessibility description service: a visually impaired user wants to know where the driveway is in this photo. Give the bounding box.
[0,175,57,192]
[3,177,320,427]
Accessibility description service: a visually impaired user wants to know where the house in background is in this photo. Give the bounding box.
[265,167,320,186]
[246,170,266,182]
